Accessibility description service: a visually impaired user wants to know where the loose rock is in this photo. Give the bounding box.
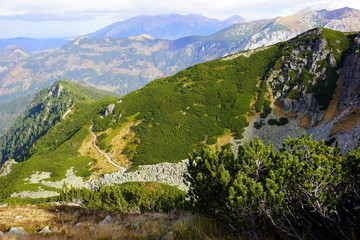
[161,231,174,240]
[39,226,52,233]
[7,227,28,235]
[100,215,112,224]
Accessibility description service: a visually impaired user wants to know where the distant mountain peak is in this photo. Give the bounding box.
[297,4,358,14]
[223,15,246,25]
[88,13,245,40]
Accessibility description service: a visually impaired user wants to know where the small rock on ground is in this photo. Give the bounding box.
[39,226,52,233]
[100,215,112,224]
[161,231,174,240]
[7,227,29,235]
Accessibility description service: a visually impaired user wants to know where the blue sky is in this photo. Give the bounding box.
[0,0,359,38]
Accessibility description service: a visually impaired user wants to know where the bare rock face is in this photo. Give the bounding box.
[0,159,17,177]
[269,29,341,125]
[104,104,116,117]
[7,227,28,236]
[242,30,360,153]
[339,33,360,109]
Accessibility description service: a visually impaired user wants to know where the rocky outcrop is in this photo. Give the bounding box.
[238,30,360,153]
[11,160,188,199]
[10,189,60,199]
[0,159,17,177]
[104,104,116,117]
[268,29,334,120]
[88,160,189,192]
[233,109,304,153]
[339,33,360,109]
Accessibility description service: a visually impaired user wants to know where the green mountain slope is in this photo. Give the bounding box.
[0,94,34,136]
[0,28,359,200]
[0,80,117,165]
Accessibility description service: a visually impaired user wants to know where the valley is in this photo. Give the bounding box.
[0,28,359,200]
[0,4,359,239]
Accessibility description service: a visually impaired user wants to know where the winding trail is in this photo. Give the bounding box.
[90,125,125,170]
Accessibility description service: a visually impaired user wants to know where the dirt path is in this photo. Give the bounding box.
[90,125,125,170]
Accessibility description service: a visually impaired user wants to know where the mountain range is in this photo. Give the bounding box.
[0,7,359,107]
[0,28,359,200]
[0,38,70,53]
[0,14,245,54]
[89,13,245,40]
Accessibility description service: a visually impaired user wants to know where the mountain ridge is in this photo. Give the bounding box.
[0,28,359,200]
[1,7,359,106]
[88,13,245,40]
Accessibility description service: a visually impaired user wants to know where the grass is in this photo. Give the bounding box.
[96,43,282,165]
[0,95,118,200]
[0,206,243,240]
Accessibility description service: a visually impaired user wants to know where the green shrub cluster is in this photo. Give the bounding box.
[0,80,116,165]
[186,135,360,239]
[253,120,265,129]
[267,117,289,126]
[94,44,281,165]
[59,182,186,213]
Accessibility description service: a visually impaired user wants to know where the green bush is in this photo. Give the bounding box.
[267,117,289,126]
[254,120,265,129]
[206,137,217,145]
[185,135,360,239]
[59,182,187,213]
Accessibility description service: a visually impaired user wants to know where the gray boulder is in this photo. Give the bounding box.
[39,226,52,233]
[104,104,116,117]
[161,231,174,240]
[7,227,28,235]
[100,215,112,224]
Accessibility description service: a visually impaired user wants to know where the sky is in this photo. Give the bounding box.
[0,0,359,38]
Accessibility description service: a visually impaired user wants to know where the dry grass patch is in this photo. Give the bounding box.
[0,206,186,240]
[331,106,360,135]
[0,205,242,240]
[317,75,343,126]
[108,122,138,167]
[215,129,235,147]
[0,206,54,232]
[77,129,118,178]
[298,114,310,129]
[273,100,297,119]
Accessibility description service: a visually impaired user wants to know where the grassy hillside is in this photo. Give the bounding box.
[0,94,34,136]
[0,80,117,165]
[0,28,355,200]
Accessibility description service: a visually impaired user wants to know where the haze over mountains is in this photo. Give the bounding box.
[0,6,359,138]
[0,38,70,53]
[89,13,245,40]
[0,7,359,104]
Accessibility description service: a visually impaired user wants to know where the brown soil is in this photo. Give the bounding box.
[331,106,360,135]
[78,128,119,179]
[298,114,310,129]
[317,74,343,126]
[273,100,297,119]
[0,205,188,239]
